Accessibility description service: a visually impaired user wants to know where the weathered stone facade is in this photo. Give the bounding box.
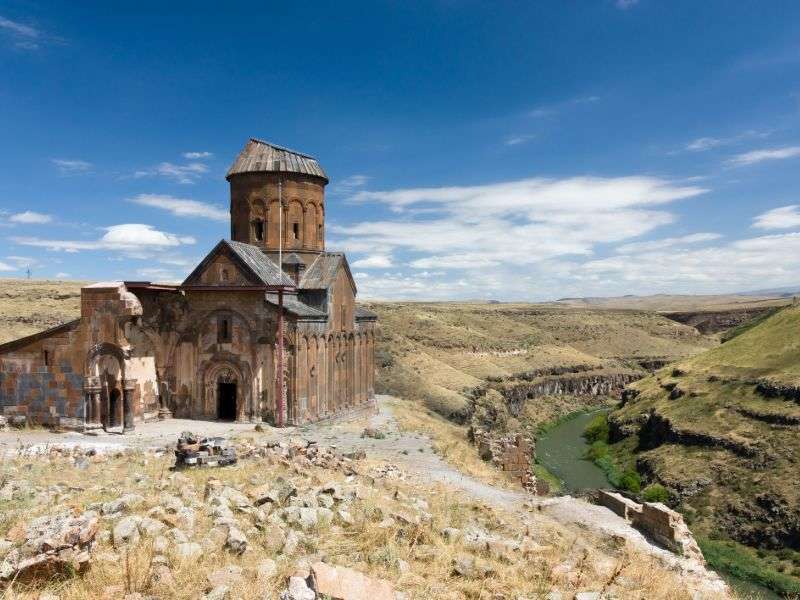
[0,139,377,430]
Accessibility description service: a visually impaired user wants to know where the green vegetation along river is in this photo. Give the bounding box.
[537,410,781,599]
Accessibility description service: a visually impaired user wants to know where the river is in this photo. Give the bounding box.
[536,409,610,492]
[536,410,782,599]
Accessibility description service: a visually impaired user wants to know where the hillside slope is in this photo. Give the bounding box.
[370,302,716,425]
[609,303,800,590]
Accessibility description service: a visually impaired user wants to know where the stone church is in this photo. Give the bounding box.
[0,139,378,431]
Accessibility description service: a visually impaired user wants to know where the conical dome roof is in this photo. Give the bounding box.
[226,138,328,182]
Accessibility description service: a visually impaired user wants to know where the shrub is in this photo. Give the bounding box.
[642,483,669,503]
[619,470,642,493]
[583,414,610,444]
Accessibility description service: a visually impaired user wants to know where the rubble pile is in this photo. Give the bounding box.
[237,437,362,475]
[0,511,99,582]
[175,431,237,468]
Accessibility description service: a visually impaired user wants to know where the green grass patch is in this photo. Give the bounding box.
[582,413,610,444]
[533,463,563,494]
[642,483,669,503]
[698,536,800,597]
[720,307,783,343]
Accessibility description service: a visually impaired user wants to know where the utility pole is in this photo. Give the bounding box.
[275,179,287,427]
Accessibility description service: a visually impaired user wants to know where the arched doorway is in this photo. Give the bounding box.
[217,374,237,421]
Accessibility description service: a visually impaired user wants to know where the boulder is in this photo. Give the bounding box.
[113,516,141,548]
[225,526,248,555]
[207,565,244,588]
[0,511,99,582]
[281,576,315,600]
[175,542,203,560]
[309,561,395,600]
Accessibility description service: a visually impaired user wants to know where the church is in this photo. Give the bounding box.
[0,138,378,431]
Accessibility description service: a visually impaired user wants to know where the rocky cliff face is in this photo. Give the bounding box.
[492,371,642,416]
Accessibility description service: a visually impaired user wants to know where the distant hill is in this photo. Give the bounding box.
[609,304,800,594]
[551,291,794,312]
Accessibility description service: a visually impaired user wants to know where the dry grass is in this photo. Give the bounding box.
[0,445,724,600]
[388,397,515,489]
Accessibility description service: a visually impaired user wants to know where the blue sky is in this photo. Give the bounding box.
[1,0,799,300]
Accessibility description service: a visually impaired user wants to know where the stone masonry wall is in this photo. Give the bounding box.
[598,490,704,561]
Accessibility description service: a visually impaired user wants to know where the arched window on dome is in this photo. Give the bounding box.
[253,219,265,242]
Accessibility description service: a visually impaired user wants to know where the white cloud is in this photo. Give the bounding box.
[727,146,800,167]
[752,205,800,230]
[12,224,195,255]
[331,174,371,195]
[134,162,209,184]
[351,254,394,269]
[182,151,213,159]
[615,232,722,253]
[0,261,17,272]
[686,137,726,152]
[331,176,708,299]
[576,232,800,295]
[136,267,182,282]
[615,0,639,8]
[55,272,70,279]
[683,130,770,153]
[129,193,228,221]
[0,15,40,49]
[504,134,536,146]
[51,158,92,174]
[4,256,41,269]
[9,211,52,224]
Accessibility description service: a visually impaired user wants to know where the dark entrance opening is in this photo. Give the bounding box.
[109,388,121,427]
[217,382,237,421]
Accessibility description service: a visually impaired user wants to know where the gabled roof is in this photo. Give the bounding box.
[182,240,295,288]
[226,138,328,182]
[265,293,327,320]
[299,253,357,295]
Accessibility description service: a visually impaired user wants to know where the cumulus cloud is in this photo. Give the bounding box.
[51,158,92,174]
[615,232,722,253]
[12,224,195,255]
[9,211,52,224]
[0,261,17,272]
[752,205,800,230]
[727,146,800,167]
[351,254,394,269]
[129,193,228,221]
[54,272,70,279]
[182,151,213,159]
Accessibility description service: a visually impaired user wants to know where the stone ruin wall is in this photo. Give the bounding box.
[469,427,538,492]
[0,283,158,429]
[598,490,704,561]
